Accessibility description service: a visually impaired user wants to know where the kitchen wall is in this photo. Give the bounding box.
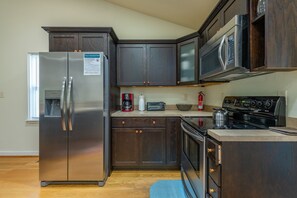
[204,71,297,118]
[121,87,205,106]
[0,0,194,155]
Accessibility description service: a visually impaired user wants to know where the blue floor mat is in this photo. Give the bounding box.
[150,180,187,198]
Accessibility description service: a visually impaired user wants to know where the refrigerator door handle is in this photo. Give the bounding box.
[60,77,67,131]
[67,77,73,131]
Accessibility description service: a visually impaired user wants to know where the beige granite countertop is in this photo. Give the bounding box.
[111,110,212,117]
[208,129,297,142]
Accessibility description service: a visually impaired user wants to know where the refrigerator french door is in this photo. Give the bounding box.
[39,52,109,186]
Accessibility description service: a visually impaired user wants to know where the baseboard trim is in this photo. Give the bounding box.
[0,151,39,156]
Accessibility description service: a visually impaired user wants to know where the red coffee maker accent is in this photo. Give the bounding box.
[122,93,134,112]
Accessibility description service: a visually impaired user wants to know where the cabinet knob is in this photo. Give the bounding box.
[147,81,150,85]
[139,130,143,134]
[207,148,214,153]
[152,120,156,125]
[136,130,139,134]
[177,81,180,84]
[209,188,215,194]
[121,121,125,125]
[143,81,146,85]
[74,50,77,52]
[209,168,215,173]
[78,50,82,52]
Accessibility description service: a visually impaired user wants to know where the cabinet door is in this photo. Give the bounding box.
[221,0,248,25]
[139,128,166,166]
[112,128,139,166]
[49,33,78,52]
[177,38,198,85]
[78,33,108,53]
[166,118,181,167]
[146,44,176,86]
[117,44,146,86]
[205,16,222,41]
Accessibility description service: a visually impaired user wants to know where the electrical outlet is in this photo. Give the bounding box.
[0,91,4,98]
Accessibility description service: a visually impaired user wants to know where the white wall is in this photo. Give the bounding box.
[204,71,297,118]
[0,0,194,155]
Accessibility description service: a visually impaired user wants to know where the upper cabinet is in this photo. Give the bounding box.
[200,0,248,46]
[117,42,176,86]
[250,0,297,71]
[42,27,118,55]
[177,37,199,85]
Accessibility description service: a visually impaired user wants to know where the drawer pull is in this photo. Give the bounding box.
[136,130,139,134]
[121,121,125,125]
[209,168,215,173]
[207,148,214,153]
[209,188,215,194]
[152,120,156,125]
[139,130,143,134]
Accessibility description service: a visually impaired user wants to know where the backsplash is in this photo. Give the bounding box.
[120,87,205,105]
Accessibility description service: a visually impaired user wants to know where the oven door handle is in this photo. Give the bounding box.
[181,122,204,142]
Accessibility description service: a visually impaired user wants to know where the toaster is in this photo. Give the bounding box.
[147,102,166,111]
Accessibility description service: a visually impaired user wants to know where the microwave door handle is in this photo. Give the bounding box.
[224,36,229,70]
[218,35,226,70]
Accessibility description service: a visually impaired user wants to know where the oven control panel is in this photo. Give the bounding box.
[222,96,285,115]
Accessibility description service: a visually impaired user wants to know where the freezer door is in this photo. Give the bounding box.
[39,52,68,181]
[67,52,105,181]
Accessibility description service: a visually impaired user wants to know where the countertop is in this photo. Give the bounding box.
[111,110,212,117]
[208,129,297,142]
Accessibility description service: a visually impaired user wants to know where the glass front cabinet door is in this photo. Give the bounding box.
[177,37,199,85]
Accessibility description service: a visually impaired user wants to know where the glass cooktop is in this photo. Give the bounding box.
[182,117,266,136]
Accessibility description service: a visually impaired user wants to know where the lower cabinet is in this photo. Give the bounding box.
[206,138,297,198]
[112,117,180,169]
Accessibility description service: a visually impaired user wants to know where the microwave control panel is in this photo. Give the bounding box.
[227,34,234,65]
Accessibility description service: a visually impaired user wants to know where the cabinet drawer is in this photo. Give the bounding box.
[112,117,166,128]
[207,138,221,165]
[208,157,221,186]
[208,176,221,198]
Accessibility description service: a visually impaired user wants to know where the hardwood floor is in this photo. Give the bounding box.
[0,157,181,198]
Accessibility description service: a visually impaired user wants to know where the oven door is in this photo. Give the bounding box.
[181,121,205,198]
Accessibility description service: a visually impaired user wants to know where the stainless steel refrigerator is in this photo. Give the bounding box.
[39,52,116,187]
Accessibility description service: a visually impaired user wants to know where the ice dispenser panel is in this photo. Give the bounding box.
[44,90,61,117]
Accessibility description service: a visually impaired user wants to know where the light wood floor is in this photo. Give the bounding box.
[0,157,181,198]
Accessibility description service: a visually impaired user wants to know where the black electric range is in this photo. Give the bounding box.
[182,96,286,136]
[180,96,286,198]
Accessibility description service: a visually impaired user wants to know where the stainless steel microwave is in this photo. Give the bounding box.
[199,15,254,81]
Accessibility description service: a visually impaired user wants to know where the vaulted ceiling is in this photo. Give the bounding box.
[104,0,220,30]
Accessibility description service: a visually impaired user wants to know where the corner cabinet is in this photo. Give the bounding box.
[111,117,180,169]
[177,37,199,85]
[250,0,297,71]
[117,42,176,86]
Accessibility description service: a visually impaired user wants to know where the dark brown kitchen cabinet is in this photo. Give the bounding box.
[250,0,297,71]
[111,117,166,168]
[206,138,297,198]
[117,43,176,86]
[112,117,180,169]
[112,129,138,166]
[177,37,199,85]
[117,44,146,86]
[166,118,181,167]
[199,0,248,45]
[42,27,118,55]
[49,33,107,53]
